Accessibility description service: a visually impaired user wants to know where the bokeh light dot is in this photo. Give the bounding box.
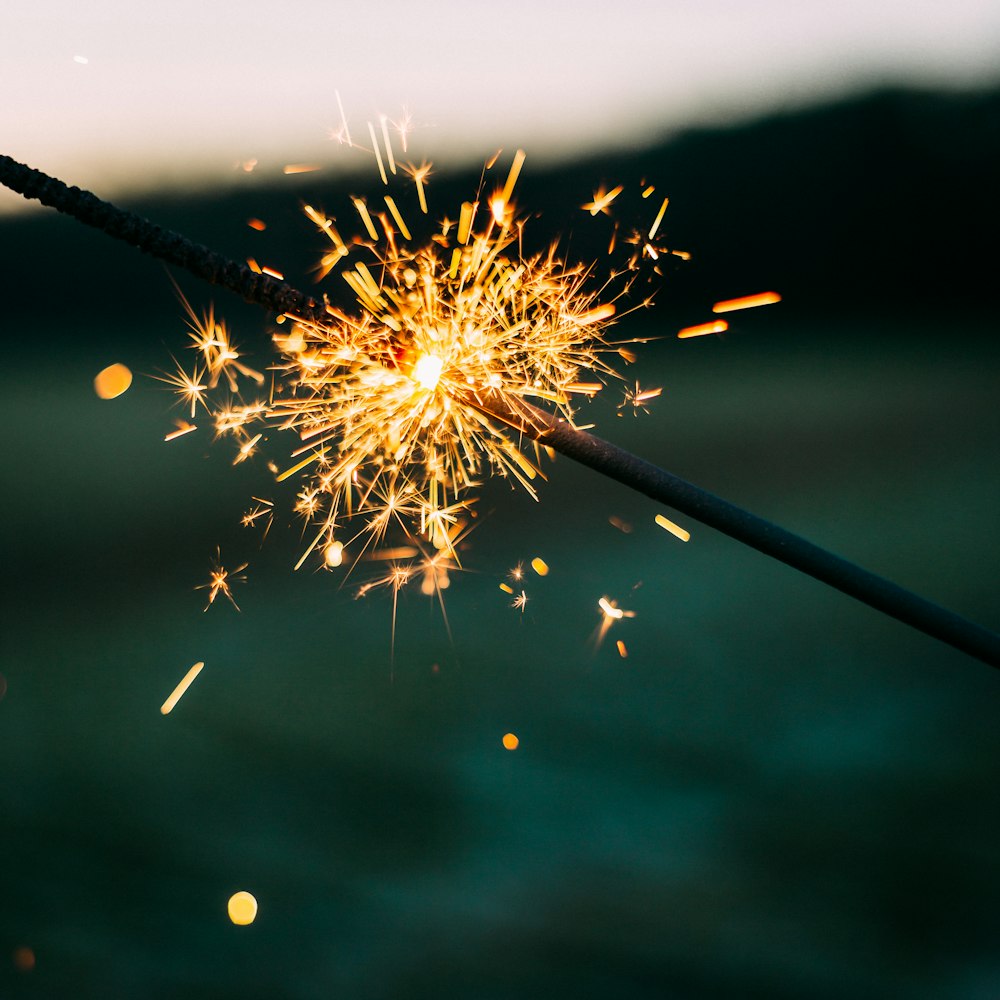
[227,891,258,925]
[502,733,519,751]
[12,946,35,973]
[94,363,132,399]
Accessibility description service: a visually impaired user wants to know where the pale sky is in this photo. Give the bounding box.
[2,0,999,213]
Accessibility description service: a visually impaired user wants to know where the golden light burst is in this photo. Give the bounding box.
[164,130,673,604]
[197,550,248,612]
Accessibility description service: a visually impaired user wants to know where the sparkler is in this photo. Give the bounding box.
[2,150,999,669]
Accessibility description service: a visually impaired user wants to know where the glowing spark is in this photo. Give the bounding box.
[608,515,633,533]
[512,590,529,612]
[175,293,264,392]
[655,513,690,542]
[404,160,432,214]
[239,159,258,173]
[596,595,635,647]
[383,195,411,240]
[352,198,380,241]
[619,382,662,414]
[390,109,413,152]
[197,552,247,612]
[500,149,526,206]
[598,596,623,620]
[380,116,397,175]
[579,303,616,325]
[227,891,258,926]
[411,353,444,390]
[160,661,205,715]
[94,363,132,399]
[712,291,782,313]
[164,419,197,442]
[334,90,352,146]
[156,359,208,417]
[457,201,476,244]
[678,320,728,339]
[367,121,388,185]
[648,197,669,239]
[641,185,655,199]
[499,582,514,594]
[502,732,520,750]
[616,640,628,658]
[490,196,506,225]
[369,546,420,560]
[530,557,549,576]
[582,184,623,216]
[283,164,321,174]
[242,498,274,536]
[247,218,266,231]
[324,540,344,567]
[261,266,284,280]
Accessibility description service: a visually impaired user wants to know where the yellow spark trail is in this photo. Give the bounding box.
[712,291,782,313]
[160,661,205,715]
[655,513,691,542]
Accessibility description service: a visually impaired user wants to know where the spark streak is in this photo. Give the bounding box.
[160,661,205,715]
[655,513,691,542]
[678,319,728,339]
[712,291,782,313]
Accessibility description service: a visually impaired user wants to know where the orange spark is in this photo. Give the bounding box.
[164,419,197,442]
[160,661,205,715]
[678,320,728,339]
[197,551,247,612]
[582,184,623,216]
[648,197,669,239]
[712,291,782,313]
[655,513,690,542]
[94,363,132,399]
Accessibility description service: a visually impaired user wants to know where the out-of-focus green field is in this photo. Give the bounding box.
[1,316,997,998]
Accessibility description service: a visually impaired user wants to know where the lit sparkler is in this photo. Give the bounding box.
[159,144,663,591]
[4,150,998,668]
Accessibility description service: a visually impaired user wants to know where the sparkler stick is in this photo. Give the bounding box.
[0,154,328,325]
[2,153,998,670]
[479,393,1000,669]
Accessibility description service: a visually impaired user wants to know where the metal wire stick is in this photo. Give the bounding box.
[2,153,997,669]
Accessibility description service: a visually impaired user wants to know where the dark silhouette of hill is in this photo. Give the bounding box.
[2,85,997,347]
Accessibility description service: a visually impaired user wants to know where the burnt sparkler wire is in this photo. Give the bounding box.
[2,152,997,670]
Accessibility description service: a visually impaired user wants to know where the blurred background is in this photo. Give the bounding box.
[2,3,999,997]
